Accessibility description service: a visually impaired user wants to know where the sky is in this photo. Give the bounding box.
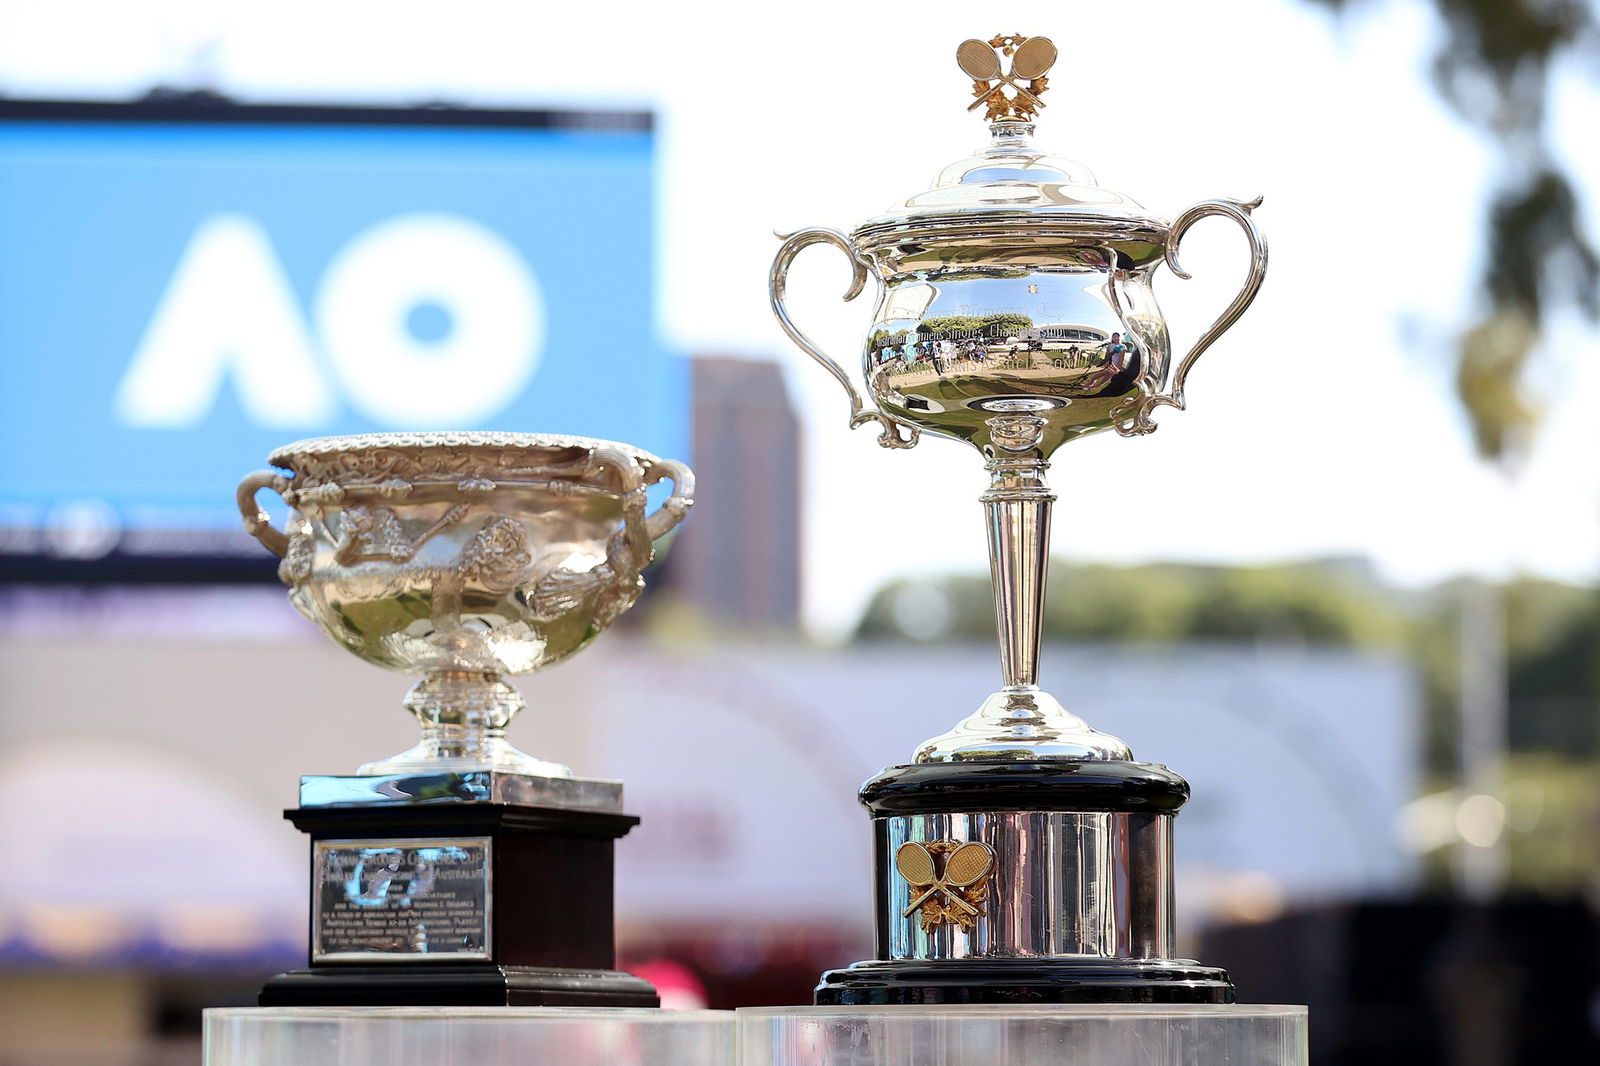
[2,0,1597,638]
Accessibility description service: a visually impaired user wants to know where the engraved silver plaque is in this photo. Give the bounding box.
[312,837,492,962]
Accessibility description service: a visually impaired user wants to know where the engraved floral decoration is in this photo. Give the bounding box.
[331,502,470,566]
[268,432,658,495]
[243,435,688,666]
[526,535,643,626]
[279,529,315,585]
[236,432,695,778]
[459,516,533,592]
[333,506,414,564]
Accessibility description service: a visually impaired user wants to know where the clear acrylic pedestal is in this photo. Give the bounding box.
[738,1005,1308,1066]
[204,1007,735,1066]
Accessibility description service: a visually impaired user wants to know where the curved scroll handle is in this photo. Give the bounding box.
[770,227,919,449]
[236,471,294,557]
[1115,196,1268,436]
[641,458,695,543]
[588,448,696,577]
[532,449,687,622]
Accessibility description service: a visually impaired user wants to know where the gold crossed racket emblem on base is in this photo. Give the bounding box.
[896,840,996,933]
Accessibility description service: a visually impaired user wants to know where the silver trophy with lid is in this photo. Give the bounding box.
[770,34,1269,1003]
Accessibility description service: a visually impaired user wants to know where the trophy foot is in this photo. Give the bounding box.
[913,686,1132,763]
[357,741,572,778]
[357,671,573,778]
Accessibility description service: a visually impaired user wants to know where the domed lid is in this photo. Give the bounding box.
[852,35,1168,249]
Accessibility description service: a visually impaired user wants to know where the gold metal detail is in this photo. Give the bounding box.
[957,34,1056,122]
[896,840,995,933]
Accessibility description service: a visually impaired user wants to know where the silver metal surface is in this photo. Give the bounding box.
[768,38,1267,762]
[300,771,624,812]
[237,431,694,778]
[769,228,919,451]
[877,811,1174,961]
[313,836,492,962]
[915,455,1129,762]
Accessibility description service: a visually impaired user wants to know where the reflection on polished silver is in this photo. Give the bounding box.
[237,431,694,778]
[313,837,492,962]
[769,34,1268,762]
[299,771,625,813]
[878,811,1174,962]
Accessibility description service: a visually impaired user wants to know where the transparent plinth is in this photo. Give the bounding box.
[738,1005,1308,1066]
[204,1007,735,1066]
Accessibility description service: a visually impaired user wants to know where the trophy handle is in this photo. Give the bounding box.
[588,449,696,570]
[641,458,696,543]
[770,227,919,449]
[1115,196,1267,436]
[525,450,694,628]
[236,470,294,557]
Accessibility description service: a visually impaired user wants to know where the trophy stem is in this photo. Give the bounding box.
[982,456,1052,690]
[357,670,573,778]
[912,456,1130,762]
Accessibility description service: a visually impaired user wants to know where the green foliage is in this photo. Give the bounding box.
[1305,0,1600,465]
[857,559,1409,649]
[1416,752,1600,895]
[1500,753,1600,895]
[917,316,982,335]
[857,561,1600,769]
[916,313,1035,336]
[980,313,1035,337]
[1409,577,1600,766]
[1455,312,1540,462]
[930,268,1030,281]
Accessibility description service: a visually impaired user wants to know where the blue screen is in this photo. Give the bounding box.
[0,113,682,559]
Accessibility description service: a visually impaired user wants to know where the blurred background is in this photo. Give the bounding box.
[0,0,1597,1063]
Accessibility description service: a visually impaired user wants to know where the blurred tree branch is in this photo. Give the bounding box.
[1309,0,1599,465]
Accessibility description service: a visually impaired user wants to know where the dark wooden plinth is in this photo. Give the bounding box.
[263,799,658,1007]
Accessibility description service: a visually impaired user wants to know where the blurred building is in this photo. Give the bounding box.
[667,356,802,631]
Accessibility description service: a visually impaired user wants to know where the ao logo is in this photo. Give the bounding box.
[114,213,545,428]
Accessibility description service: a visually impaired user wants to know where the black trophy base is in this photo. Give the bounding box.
[260,963,658,1007]
[267,773,657,1008]
[815,958,1236,1005]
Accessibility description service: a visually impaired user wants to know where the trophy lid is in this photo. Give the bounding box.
[851,35,1167,255]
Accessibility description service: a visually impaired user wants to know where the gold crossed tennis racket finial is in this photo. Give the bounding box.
[957,34,1057,123]
[896,840,996,933]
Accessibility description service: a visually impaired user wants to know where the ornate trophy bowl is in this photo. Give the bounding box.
[237,431,693,778]
[772,35,1266,763]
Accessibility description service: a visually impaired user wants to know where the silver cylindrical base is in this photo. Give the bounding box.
[738,1005,1308,1066]
[877,810,1174,961]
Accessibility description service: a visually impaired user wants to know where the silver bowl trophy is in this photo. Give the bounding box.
[771,34,1268,1003]
[236,431,693,1006]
